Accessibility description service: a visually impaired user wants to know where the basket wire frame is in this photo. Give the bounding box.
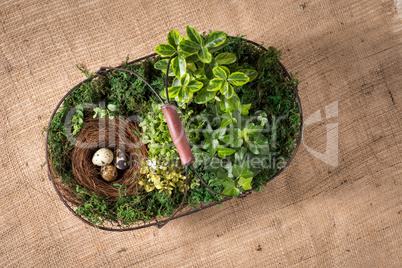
[45,38,303,231]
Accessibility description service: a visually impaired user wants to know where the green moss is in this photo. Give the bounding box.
[188,172,223,209]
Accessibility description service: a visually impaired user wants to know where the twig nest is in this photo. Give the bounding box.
[114,148,129,170]
[92,148,113,166]
[101,165,118,182]
[69,117,149,200]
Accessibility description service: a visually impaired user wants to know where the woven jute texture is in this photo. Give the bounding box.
[1,0,401,267]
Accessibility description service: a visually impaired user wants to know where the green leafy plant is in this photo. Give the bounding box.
[166,73,203,103]
[139,103,179,162]
[71,105,84,135]
[139,103,203,162]
[200,66,253,112]
[93,103,120,119]
[197,103,269,156]
[139,159,189,195]
[213,162,254,198]
[190,102,271,198]
[154,26,226,63]
[154,26,257,108]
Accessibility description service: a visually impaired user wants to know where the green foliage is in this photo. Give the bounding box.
[167,73,203,103]
[71,105,84,135]
[210,36,301,193]
[187,171,223,208]
[210,162,254,198]
[75,184,185,225]
[92,103,120,119]
[191,103,270,198]
[106,58,164,116]
[139,103,179,162]
[204,66,249,111]
[215,52,237,65]
[139,103,203,162]
[139,159,189,195]
[198,103,269,154]
[155,26,226,63]
[154,26,256,105]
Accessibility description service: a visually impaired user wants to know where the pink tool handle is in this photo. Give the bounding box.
[161,104,195,166]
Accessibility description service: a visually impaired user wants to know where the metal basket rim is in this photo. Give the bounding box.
[45,37,303,231]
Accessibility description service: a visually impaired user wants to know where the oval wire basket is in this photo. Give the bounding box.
[45,38,303,231]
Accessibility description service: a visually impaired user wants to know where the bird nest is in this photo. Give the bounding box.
[49,117,148,204]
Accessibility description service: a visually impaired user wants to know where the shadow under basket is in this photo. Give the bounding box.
[45,38,303,231]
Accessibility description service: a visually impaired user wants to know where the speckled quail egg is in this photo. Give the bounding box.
[92,148,113,166]
[100,165,118,182]
[114,148,129,170]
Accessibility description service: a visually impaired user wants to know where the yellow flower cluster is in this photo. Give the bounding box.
[139,160,187,195]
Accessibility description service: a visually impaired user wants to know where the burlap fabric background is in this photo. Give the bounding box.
[1,0,401,267]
